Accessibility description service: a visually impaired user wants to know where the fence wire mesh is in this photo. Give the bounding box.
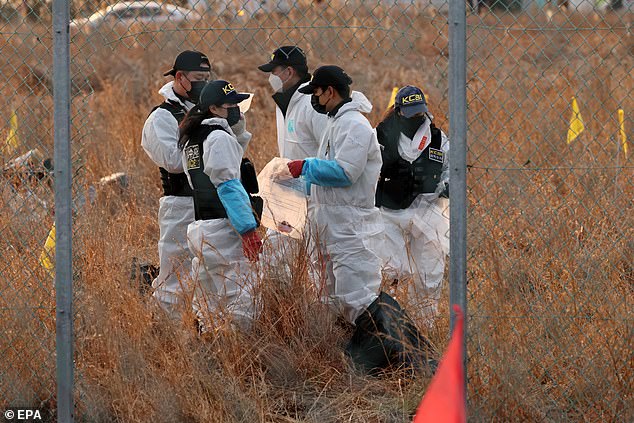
[466,7,633,422]
[66,2,451,420]
[0,0,87,418]
[0,8,55,420]
[1,0,632,421]
[1,3,59,418]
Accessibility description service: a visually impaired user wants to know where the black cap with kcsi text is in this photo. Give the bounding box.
[163,50,211,77]
[297,65,353,94]
[197,80,250,110]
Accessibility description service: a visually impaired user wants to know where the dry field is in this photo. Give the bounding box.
[0,5,633,422]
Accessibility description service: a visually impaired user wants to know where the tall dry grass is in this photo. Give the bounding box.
[464,9,633,422]
[0,5,632,422]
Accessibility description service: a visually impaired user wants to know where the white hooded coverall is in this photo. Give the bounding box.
[265,82,328,264]
[141,82,195,311]
[300,93,384,324]
[379,118,450,320]
[274,82,327,161]
[183,118,257,330]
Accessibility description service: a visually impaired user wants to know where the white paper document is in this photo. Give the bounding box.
[256,157,307,239]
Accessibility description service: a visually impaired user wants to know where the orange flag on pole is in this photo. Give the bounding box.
[412,304,466,423]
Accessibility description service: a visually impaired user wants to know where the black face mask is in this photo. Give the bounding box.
[311,93,328,115]
[226,106,241,127]
[187,80,207,103]
[397,113,426,139]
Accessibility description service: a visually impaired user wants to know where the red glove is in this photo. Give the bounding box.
[287,160,305,178]
[241,230,262,262]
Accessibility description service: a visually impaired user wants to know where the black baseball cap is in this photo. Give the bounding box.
[198,80,250,109]
[258,46,307,72]
[297,65,353,94]
[395,85,428,118]
[163,50,211,76]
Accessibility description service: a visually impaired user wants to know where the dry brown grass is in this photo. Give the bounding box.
[1,5,633,422]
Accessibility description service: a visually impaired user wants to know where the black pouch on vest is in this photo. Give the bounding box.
[240,158,259,194]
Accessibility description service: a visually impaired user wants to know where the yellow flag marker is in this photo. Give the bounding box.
[567,96,585,144]
[40,223,56,274]
[387,87,399,109]
[5,109,20,155]
[618,109,627,157]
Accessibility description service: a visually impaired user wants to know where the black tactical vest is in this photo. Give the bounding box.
[150,100,193,197]
[375,114,445,210]
[184,124,263,222]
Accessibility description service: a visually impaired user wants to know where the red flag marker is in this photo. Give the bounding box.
[413,304,466,423]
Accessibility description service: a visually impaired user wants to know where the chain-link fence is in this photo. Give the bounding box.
[1,4,61,420]
[1,0,632,421]
[466,7,633,420]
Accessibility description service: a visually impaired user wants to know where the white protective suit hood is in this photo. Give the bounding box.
[158,81,194,109]
[200,116,237,136]
[332,90,373,117]
[201,115,252,152]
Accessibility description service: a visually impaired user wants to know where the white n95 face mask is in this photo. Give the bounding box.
[268,74,284,93]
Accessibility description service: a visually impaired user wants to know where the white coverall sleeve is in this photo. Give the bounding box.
[141,109,184,173]
[203,132,256,234]
[203,132,243,186]
[230,113,253,151]
[332,121,372,184]
[234,130,252,152]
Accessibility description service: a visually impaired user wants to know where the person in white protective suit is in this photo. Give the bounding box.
[288,66,436,374]
[141,50,211,317]
[258,46,326,161]
[257,46,328,264]
[375,85,450,324]
[178,80,263,332]
[287,65,383,324]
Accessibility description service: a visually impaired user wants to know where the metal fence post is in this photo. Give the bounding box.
[448,0,468,406]
[53,0,73,420]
